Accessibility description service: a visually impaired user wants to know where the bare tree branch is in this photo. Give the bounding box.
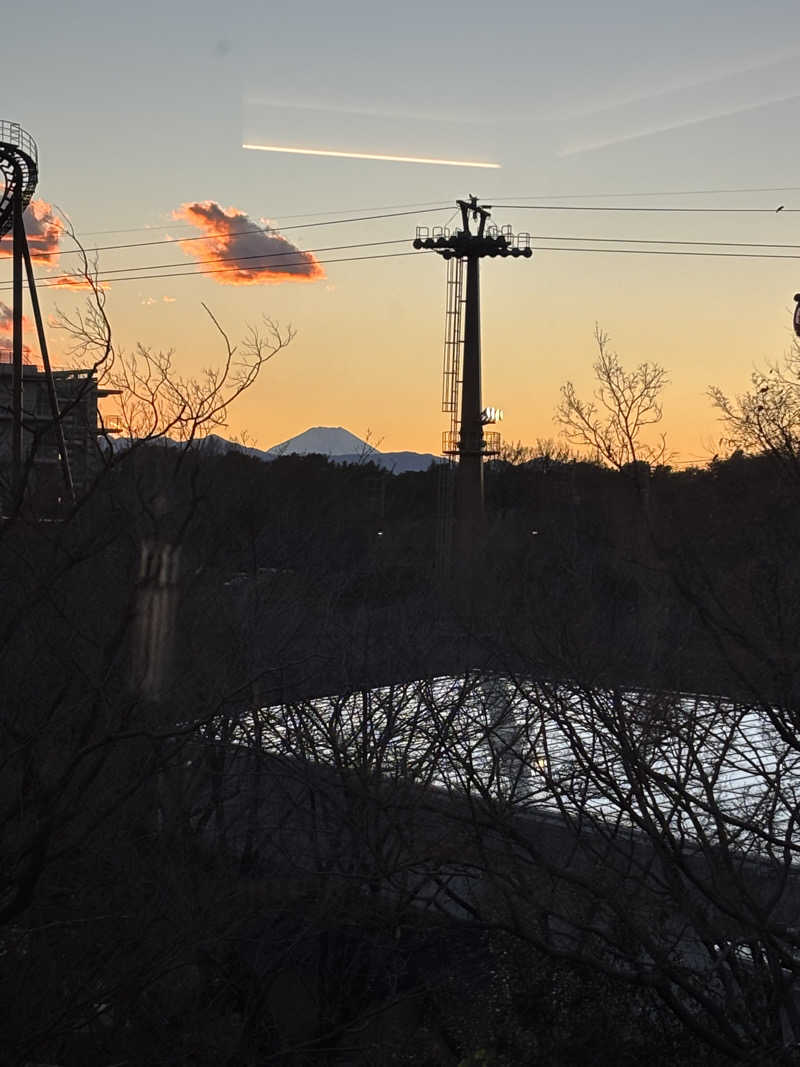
[556,325,670,470]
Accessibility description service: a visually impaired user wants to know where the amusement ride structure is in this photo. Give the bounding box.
[0,120,74,504]
[414,196,532,566]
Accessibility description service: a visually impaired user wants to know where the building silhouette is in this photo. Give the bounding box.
[0,361,118,507]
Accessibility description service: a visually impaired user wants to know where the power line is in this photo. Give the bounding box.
[96,249,423,285]
[494,204,800,213]
[17,230,800,290]
[74,199,452,237]
[32,232,800,291]
[9,241,800,295]
[529,245,800,260]
[487,186,800,201]
[25,205,452,257]
[67,189,800,238]
[528,235,800,250]
[8,227,800,295]
[5,201,797,286]
[10,238,408,288]
[0,249,424,291]
[25,232,800,292]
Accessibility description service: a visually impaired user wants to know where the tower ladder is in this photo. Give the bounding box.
[436,254,465,572]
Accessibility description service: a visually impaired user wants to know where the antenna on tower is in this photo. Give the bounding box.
[413,196,532,570]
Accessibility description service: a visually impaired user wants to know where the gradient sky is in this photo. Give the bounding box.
[2,0,800,462]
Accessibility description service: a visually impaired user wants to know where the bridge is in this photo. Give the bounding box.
[157,672,800,1053]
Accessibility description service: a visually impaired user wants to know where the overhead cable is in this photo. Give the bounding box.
[12,239,408,287]
[75,199,452,237]
[0,249,424,291]
[487,186,800,200]
[494,204,800,213]
[7,233,800,295]
[527,235,800,249]
[24,205,453,257]
[14,232,800,291]
[530,245,800,259]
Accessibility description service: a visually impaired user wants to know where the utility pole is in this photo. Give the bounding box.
[414,196,531,564]
[456,197,490,537]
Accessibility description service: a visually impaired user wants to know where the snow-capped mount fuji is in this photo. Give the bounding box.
[193,427,438,473]
[265,427,437,473]
[267,426,377,457]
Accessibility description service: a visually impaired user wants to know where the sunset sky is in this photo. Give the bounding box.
[2,0,800,462]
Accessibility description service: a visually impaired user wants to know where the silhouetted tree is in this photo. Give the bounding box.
[0,256,303,1063]
[709,338,800,483]
[556,325,670,470]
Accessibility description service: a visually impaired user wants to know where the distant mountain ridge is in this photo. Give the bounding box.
[196,426,438,474]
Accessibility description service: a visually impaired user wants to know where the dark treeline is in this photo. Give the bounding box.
[117,443,799,705]
[2,435,798,1065]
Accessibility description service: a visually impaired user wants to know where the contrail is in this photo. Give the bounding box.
[245,95,495,125]
[559,91,800,157]
[243,143,501,169]
[552,47,800,124]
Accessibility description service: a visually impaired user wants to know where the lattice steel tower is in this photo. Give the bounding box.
[0,121,74,505]
[414,196,532,563]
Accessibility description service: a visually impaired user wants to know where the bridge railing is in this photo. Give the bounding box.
[0,121,38,164]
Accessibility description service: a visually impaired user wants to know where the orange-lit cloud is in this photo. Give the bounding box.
[0,301,31,334]
[0,200,104,290]
[0,199,101,291]
[0,301,35,363]
[141,295,177,306]
[25,200,64,263]
[46,274,108,291]
[173,200,324,285]
[0,199,64,265]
